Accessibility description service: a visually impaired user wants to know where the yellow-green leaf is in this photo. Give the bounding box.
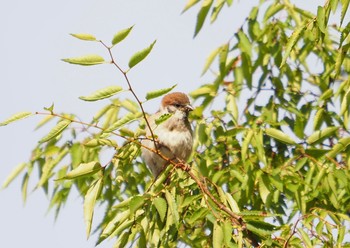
[194,0,213,37]
[265,128,296,145]
[2,163,27,189]
[155,113,172,125]
[145,84,177,100]
[70,33,97,41]
[84,178,103,238]
[0,111,32,126]
[153,197,167,222]
[280,24,306,68]
[317,6,326,33]
[129,195,145,217]
[79,86,123,101]
[213,221,224,248]
[182,0,201,13]
[327,137,350,158]
[104,112,142,133]
[165,189,179,227]
[62,54,105,66]
[59,161,102,180]
[39,120,71,143]
[306,126,339,145]
[201,46,220,75]
[242,129,253,161]
[128,40,156,69]
[341,0,350,26]
[112,26,134,46]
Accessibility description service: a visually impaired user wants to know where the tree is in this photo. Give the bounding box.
[2,0,350,247]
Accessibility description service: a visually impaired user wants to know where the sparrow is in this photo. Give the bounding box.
[141,92,193,177]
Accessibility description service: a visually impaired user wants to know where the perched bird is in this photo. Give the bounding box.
[141,92,193,177]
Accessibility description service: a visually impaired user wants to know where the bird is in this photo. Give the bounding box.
[141,92,193,177]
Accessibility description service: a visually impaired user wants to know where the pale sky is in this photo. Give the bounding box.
[0,1,335,247]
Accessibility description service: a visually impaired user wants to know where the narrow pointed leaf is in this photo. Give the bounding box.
[327,137,350,158]
[242,129,253,161]
[39,120,71,143]
[0,111,32,126]
[202,46,220,75]
[70,33,97,41]
[84,178,103,238]
[79,86,123,101]
[280,25,306,68]
[317,6,326,33]
[340,0,349,26]
[62,54,105,66]
[128,40,156,68]
[182,0,201,13]
[59,161,102,180]
[155,113,172,125]
[104,112,142,133]
[2,163,27,189]
[306,126,339,145]
[165,190,179,227]
[219,43,229,76]
[112,26,134,46]
[265,128,296,145]
[194,0,213,37]
[153,197,167,222]
[129,195,145,217]
[145,84,177,100]
[213,221,224,248]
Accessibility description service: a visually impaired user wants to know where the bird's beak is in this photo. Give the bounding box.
[185,104,193,112]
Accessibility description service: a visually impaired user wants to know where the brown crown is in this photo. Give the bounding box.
[161,92,190,107]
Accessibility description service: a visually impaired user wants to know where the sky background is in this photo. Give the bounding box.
[0,1,340,247]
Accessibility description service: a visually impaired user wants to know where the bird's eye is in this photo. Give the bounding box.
[174,104,181,108]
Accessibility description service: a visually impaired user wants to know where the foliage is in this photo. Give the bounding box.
[2,0,350,247]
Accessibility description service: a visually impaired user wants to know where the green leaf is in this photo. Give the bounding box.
[112,26,134,46]
[327,137,350,158]
[299,228,313,247]
[242,129,253,161]
[219,43,229,76]
[165,189,179,227]
[0,111,32,126]
[182,0,201,13]
[62,54,105,66]
[59,161,102,180]
[306,126,339,145]
[202,46,220,75]
[194,0,213,37]
[211,0,225,23]
[263,3,284,22]
[155,113,172,125]
[128,40,156,68]
[265,128,296,145]
[341,0,350,26]
[313,108,324,131]
[104,112,142,133]
[84,177,103,238]
[79,86,123,101]
[39,119,71,143]
[145,84,177,100]
[280,24,305,68]
[237,31,252,57]
[70,33,97,41]
[129,195,145,217]
[213,221,224,248]
[153,197,167,222]
[2,163,27,189]
[246,220,275,237]
[317,6,326,33]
